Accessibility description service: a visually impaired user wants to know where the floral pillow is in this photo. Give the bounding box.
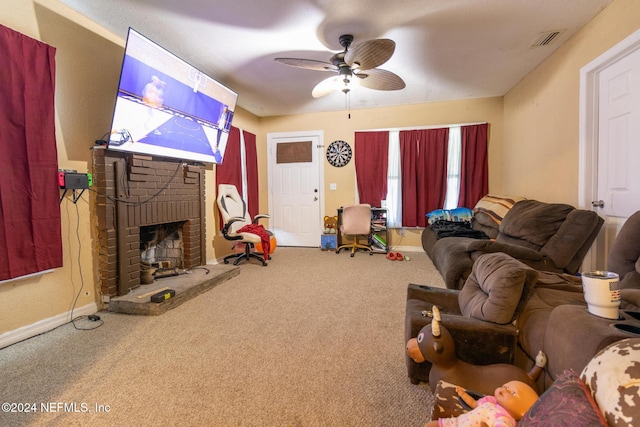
[518,369,607,426]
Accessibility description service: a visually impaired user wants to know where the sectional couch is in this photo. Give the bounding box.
[407,211,640,392]
[422,196,604,289]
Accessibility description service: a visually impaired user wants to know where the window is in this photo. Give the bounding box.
[355,123,486,228]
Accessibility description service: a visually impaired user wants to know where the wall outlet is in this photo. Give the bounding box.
[330,183,337,190]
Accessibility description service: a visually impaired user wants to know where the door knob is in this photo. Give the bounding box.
[591,200,605,208]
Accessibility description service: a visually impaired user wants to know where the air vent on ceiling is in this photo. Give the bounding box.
[530,30,563,47]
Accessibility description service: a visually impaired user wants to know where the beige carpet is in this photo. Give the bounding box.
[0,247,444,426]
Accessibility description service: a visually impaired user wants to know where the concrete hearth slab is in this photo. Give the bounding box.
[108,264,240,316]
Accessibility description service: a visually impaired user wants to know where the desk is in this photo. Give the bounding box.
[336,207,388,254]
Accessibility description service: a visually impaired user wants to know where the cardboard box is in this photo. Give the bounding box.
[321,234,337,251]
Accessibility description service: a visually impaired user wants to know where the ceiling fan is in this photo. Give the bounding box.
[275,34,406,98]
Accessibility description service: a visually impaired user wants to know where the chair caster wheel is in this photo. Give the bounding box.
[369,252,373,256]
[223,260,229,264]
[350,253,354,257]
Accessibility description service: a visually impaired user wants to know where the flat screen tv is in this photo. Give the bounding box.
[107,28,237,164]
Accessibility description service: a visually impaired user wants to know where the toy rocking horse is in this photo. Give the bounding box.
[406,306,546,395]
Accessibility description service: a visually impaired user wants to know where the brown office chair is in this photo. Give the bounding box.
[336,204,373,257]
[216,184,271,266]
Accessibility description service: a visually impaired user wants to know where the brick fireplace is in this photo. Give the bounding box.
[93,148,206,296]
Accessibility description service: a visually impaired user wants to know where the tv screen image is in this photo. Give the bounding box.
[108,28,237,164]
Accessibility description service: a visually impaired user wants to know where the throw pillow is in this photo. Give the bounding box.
[580,338,640,427]
[472,194,525,226]
[458,253,538,324]
[519,369,607,426]
[426,207,473,225]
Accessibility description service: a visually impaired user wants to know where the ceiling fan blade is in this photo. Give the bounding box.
[312,76,344,98]
[274,58,337,72]
[345,39,395,70]
[357,68,406,91]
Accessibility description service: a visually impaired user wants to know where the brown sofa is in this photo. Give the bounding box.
[406,213,640,392]
[423,198,604,289]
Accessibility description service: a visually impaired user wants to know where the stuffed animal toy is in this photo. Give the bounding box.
[406,306,546,395]
[323,215,338,234]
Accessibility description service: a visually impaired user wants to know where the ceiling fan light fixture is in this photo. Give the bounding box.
[277,34,405,100]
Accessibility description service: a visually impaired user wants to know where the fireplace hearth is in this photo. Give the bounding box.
[93,148,206,296]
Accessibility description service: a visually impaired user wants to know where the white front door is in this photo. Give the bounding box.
[267,131,323,247]
[580,29,640,270]
[597,48,640,218]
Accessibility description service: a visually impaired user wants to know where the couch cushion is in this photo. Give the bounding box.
[497,200,573,248]
[458,253,538,324]
[519,369,607,426]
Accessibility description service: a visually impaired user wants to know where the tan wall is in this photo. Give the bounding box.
[1,0,636,339]
[502,0,640,205]
[260,98,504,249]
[0,0,120,335]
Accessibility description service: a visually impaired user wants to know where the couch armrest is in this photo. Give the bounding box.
[430,238,478,289]
[437,314,519,366]
[407,283,461,310]
[620,288,640,310]
[620,270,640,290]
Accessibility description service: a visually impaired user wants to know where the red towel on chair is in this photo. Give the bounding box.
[237,224,270,261]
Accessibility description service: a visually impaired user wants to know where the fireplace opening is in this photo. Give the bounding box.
[140,221,185,272]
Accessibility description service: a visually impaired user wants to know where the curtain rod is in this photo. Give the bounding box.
[354,121,487,133]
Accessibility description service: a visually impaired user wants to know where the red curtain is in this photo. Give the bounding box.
[0,25,62,281]
[215,126,242,229]
[216,126,243,193]
[400,128,449,227]
[215,127,259,225]
[243,130,259,218]
[354,131,389,207]
[458,123,489,208]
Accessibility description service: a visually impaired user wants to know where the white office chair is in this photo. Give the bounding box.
[336,204,373,257]
[216,184,271,266]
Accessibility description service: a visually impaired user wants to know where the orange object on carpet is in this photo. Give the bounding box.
[256,235,277,255]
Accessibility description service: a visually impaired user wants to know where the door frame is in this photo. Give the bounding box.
[267,130,325,245]
[579,28,640,270]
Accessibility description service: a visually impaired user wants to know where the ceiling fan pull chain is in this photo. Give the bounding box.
[346,91,351,119]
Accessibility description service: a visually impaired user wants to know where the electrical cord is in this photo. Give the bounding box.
[86,158,183,206]
[190,266,210,275]
[67,194,103,331]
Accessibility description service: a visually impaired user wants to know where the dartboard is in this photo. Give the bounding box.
[326,140,352,167]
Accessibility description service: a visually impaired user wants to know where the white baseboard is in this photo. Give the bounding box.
[0,302,98,349]
[390,245,423,253]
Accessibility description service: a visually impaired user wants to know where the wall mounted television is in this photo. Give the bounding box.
[107,28,237,164]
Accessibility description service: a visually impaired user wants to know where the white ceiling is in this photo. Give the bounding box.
[58,0,611,118]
